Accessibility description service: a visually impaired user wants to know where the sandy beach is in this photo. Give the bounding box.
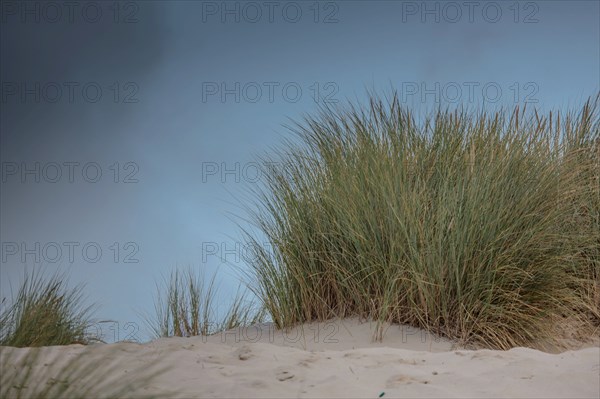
[2,318,598,398]
[3,3,599,399]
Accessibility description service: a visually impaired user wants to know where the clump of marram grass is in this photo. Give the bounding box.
[557,98,600,328]
[147,267,266,338]
[243,91,600,349]
[0,268,97,348]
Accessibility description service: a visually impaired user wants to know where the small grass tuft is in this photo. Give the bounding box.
[0,268,97,348]
[147,267,266,338]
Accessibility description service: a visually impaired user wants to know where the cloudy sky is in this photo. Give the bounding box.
[1,0,598,342]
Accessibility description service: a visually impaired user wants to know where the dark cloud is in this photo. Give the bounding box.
[1,3,166,81]
[1,2,168,158]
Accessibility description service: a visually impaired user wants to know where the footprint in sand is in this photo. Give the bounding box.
[275,369,295,381]
[343,352,364,359]
[386,374,430,387]
[249,380,268,389]
[299,353,319,367]
[236,345,253,361]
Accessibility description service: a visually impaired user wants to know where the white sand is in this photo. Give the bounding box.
[1,318,599,398]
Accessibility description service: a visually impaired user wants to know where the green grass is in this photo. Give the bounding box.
[562,100,600,327]
[243,91,600,349]
[147,267,266,338]
[0,268,97,348]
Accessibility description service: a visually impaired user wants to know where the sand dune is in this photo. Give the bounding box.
[1,319,599,398]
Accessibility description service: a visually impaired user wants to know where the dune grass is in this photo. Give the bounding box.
[148,267,266,338]
[0,270,170,398]
[0,268,97,348]
[0,344,173,399]
[243,92,600,349]
[0,266,262,398]
[561,103,600,327]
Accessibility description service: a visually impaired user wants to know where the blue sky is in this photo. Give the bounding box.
[1,0,599,342]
